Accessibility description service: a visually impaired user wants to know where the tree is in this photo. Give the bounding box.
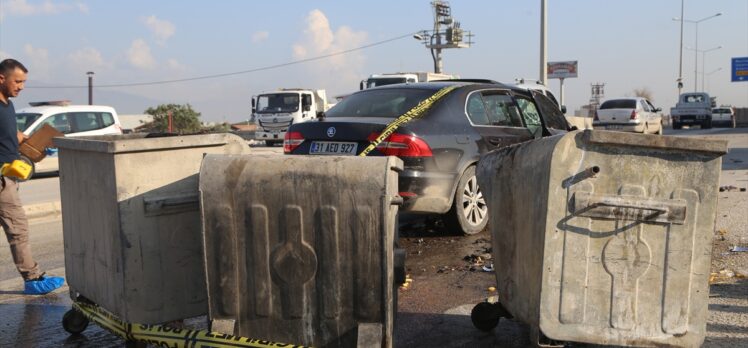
[633,87,654,102]
[143,103,202,133]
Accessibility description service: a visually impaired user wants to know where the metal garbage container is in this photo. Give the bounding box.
[473,130,727,347]
[55,133,249,325]
[199,154,403,347]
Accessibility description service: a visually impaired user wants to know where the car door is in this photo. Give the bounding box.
[464,89,533,150]
[531,90,570,135]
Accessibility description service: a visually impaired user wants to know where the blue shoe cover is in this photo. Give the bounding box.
[24,275,65,295]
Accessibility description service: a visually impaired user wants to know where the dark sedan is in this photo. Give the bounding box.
[284,81,569,235]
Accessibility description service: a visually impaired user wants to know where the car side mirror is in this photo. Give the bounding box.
[561,105,567,114]
[251,99,256,114]
[360,81,365,90]
[316,111,325,120]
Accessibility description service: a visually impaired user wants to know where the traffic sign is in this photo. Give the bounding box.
[732,57,748,82]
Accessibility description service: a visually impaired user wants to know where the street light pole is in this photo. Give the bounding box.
[673,12,722,92]
[677,0,684,96]
[705,67,722,92]
[701,46,721,91]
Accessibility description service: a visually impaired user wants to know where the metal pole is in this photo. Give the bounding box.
[539,0,547,85]
[559,78,565,106]
[702,52,706,92]
[86,71,94,105]
[694,23,699,92]
[677,0,684,96]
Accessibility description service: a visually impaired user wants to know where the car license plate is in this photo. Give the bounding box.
[309,141,358,155]
[606,125,622,130]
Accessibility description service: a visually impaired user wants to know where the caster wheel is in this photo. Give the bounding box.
[62,308,89,334]
[471,302,501,332]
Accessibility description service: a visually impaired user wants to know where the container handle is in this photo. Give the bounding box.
[573,191,687,224]
[143,192,199,216]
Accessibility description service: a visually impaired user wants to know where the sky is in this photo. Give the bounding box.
[1,0,747,123]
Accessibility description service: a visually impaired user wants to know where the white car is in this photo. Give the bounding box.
[594,97,663,134]
[712,107,736,128]
[15,101,123,175]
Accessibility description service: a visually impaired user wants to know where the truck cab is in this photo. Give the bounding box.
[670,92,715,129]
[253,89,329,146]
[360,72,457,90]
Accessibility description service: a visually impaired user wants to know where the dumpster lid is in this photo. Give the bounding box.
[584,130,728,155]
[54,133,244,154]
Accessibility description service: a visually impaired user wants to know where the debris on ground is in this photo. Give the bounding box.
[731,246,748,252]
[719,185,747,192]
[399,274,414,290]
[710,269,748,284]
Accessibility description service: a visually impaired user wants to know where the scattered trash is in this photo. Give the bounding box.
[399,275,413,290]
[730,246,748,252]
[720,269,735,278]
[719,185,745,192]
[482,264,494,272]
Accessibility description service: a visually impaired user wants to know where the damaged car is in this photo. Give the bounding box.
[283,81,570,235]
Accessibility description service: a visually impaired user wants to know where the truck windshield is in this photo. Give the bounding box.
[256,93,300,113]
[16,113,42,132]
[366,78,408,89]
[326,88,436,118]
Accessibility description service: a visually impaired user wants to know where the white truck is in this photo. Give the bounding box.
[670,92,716,129]
[360,72,458,90]
[252,89,331,146]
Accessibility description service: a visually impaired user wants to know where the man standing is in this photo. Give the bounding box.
[0,58,64,294]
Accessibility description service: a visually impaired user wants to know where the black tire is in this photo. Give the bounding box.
[444,166,488,235]
[655,122,663,135]
[471,302,501,332]
[672,121,682,130]
[702,119,712,129]
[62,308,89,335]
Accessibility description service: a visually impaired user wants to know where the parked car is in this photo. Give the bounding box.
[712,107,736,128]
[283,81,570,235]
[593,97,663,134]
[15,101,123,175]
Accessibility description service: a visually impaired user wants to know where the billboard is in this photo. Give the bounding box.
[548,61,578,79]
[732,57,748,82]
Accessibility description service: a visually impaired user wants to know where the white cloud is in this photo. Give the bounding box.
[166,58,188,72]
[68,47,108,72]
[127,39,156,70]
[251,31,269,44]
[23,44,51,79]
[143,15,175,45]
[291,10,368,94]
[1,0,85,16]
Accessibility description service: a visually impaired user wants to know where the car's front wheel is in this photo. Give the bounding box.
[445,166,489,235]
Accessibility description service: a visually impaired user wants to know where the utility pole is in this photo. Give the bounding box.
[540,0,548,85]
[87,71,94,105]
[415,1,473,74]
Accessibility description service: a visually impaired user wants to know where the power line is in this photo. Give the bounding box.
[28,32,419,89]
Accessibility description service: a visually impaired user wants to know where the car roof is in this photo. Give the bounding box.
[364,80,522,92]
[16,104,118,114]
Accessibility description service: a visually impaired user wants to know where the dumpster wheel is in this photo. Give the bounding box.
[471,301,511,332]
[62,308,89,335]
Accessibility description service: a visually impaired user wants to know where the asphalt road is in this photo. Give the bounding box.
[1,128,746,347]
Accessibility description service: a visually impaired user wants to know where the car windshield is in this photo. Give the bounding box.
[600,99,636,109]
[366,78,407,89]
[255,93,299,113]
[326,88,437,118]
[16,113,42,132]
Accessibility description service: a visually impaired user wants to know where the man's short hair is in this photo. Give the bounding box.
[0,59,29,75]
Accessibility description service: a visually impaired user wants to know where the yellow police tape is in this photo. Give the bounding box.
[358,85,458,157]
[73,301,311,348]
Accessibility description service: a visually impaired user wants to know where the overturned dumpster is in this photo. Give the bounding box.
[473,130,727,347]
[199,154,403,347]
[55,133,249,326]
